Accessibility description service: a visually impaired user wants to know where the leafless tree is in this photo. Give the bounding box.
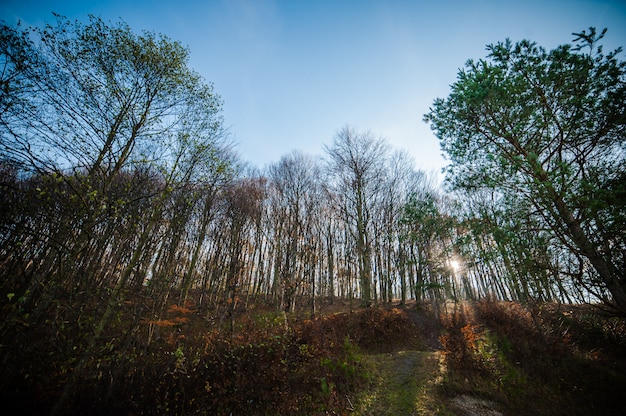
[324,126,390,306]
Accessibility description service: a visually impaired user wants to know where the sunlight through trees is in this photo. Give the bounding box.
[1,17,625,414]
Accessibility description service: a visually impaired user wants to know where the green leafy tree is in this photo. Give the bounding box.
[424,28,626,314]
[402,188,458,304]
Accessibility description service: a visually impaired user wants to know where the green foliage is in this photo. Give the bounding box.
[320,336,364,386]
[425,27,626,313]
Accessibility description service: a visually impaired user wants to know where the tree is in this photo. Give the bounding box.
[424,28,626,314]
[219,177,265,332]
[324,126,390,306]
[374,150,417,304]
[401,181,459,305]
[0,16,232,406]
[3,15,218,177]
[268,152,322,313]
[0,14,227,294]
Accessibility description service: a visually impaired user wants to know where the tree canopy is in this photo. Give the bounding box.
[1,14,225,180]
[424,27,626,314]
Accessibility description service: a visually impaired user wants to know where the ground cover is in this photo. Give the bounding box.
[1,296,625,415]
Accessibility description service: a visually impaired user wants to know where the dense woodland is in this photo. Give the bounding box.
[1,16,625,415]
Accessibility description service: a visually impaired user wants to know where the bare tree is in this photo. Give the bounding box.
[267,151,322,313]
[324,126,389,306]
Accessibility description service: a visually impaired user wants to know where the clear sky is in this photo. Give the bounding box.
[2,0,625,175]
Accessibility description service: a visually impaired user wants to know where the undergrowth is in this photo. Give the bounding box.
[438,300,626,415]
[0,294,416,415]
[3,295,625,415]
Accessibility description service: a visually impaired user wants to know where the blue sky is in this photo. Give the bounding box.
[2,1,625,175]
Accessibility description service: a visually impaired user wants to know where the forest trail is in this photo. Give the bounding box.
[352,304,503,416]
[354,350,447,415]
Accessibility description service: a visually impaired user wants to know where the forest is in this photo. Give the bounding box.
[1,16,625,415]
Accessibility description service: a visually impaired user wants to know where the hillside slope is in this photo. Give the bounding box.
[2,297,625,415]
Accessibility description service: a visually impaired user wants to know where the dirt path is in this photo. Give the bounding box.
[353,350,447,415]
[351,305,503,416]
